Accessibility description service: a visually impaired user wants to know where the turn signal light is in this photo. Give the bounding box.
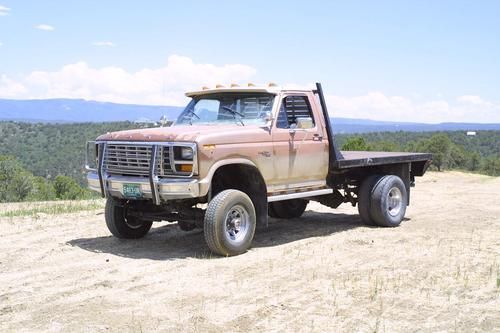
[177,164,193,173]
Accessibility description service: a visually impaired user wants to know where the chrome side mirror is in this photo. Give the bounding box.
[159,115,169,127]
[296,117,314,129]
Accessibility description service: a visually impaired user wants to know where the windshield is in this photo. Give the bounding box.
[175,93,275,126]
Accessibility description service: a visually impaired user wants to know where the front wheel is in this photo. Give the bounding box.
[204,190,256,256]
[105,198,153,239]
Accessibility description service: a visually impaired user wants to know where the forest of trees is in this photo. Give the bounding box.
[0,120,498,202]
[337,131,500,175]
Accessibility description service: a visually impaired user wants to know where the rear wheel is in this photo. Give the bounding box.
[370,175,407,227]
[268,203,278,218]
[105,198,153,239]
[269,199,308,219]
[204,190,256,256]
[357,175,382,226]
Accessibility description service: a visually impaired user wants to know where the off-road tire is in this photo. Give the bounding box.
[204,189,256,256]
[370,175,408,227]
[268,204,278,218]
[357,175,382,226]
[105,198,153,239]
[269,199,308,219]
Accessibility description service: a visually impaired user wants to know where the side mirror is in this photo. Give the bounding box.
[263,111,273,123]
[159,115,169,127]
[296,117,314,129]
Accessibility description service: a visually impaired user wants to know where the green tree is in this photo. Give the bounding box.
[0,155,35,202]
[370,140,400,152]
[416,134,452,171]
[53,175,84,200]
[29,176,57,201]
[341,137,370,151]
[466,151,481,171]
[481,157,500,176]
[449,144,467,169]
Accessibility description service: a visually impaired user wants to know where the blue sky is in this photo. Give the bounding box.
[0,1,499,122]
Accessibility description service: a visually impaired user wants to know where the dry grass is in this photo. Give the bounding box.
[0,171,499,332]
[0,199,104,218]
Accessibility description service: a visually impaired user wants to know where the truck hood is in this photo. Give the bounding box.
[96,124,271,144]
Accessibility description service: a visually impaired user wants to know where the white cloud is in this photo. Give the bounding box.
[0,55,499,123]
[0,42,3,47]
[326,92,500,123]
[0,5,10,16]
[35,24,55,31]
[92,41,116,47]
[0,74,27,97]
[0,55,257,106]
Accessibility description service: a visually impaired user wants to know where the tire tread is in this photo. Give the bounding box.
[204,190,256,256]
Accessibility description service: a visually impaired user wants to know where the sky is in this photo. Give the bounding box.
[0,0,499,123]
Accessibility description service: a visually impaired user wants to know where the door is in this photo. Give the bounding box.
[270,94,329,190]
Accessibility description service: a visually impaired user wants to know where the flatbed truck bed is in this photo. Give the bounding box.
[335,151,432,169]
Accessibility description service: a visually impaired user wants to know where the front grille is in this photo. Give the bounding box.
[161,146,174,174]
[104,144,172,177]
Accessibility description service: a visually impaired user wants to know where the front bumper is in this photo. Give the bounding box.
[87,172,201,202]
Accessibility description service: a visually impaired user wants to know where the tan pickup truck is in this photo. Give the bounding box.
[85,83,431,256]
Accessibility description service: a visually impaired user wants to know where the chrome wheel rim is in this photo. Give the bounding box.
[224,205,249,245]
[387,187,403,217]
[123,206,142,229]
[125,218,143,229]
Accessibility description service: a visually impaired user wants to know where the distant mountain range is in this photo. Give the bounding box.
[1,98,499,133]
[0,98,183,123]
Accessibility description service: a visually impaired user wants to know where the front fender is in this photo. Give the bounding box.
[197,158,258,197]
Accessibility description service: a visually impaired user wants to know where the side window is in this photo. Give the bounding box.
[276,95,315,129]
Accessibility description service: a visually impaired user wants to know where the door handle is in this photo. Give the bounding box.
[313,134,323,141]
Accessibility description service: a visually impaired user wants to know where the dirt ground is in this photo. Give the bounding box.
[1,171,499,332]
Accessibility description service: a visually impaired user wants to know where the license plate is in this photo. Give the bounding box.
[123,183,142,198]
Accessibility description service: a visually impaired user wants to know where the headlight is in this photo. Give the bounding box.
[171,144,196,176]
[174,146,194,160]
[181,147,194,160]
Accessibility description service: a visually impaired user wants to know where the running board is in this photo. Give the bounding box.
[267,189,333,202]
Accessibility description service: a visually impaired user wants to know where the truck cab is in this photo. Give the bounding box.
[86,83,432,256]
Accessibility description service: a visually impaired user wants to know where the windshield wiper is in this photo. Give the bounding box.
[181,109,200,125]
[222,106,245,126]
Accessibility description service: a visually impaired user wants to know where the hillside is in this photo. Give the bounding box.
[0,121,140,184]
[1,121,499,187]
[1,172,498,332]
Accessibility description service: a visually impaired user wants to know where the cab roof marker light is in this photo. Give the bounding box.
[202,86,209,90]
[268,82,278,87]
[215,84,225,88]
[247,83,256,87]
[230,83,239,87]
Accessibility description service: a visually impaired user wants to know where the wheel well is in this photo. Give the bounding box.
[211,164,268,226]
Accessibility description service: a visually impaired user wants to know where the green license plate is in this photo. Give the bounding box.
[123,183,142,198]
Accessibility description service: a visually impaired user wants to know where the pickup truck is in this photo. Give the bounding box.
[85,83,432,256]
